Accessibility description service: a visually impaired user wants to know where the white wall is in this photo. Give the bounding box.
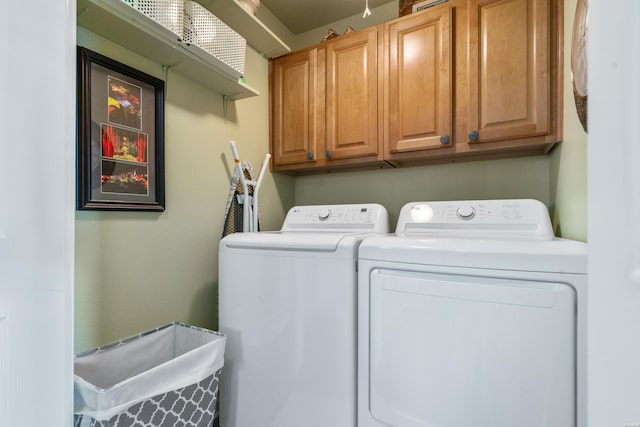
[587,0,640,424]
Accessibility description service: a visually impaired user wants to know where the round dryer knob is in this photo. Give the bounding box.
[318,208,332,221]
[456,205,476,220]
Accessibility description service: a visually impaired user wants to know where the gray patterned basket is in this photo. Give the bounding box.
[74,323,226,427]
[74,371,220,427]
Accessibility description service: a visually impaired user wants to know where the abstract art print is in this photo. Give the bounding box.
[77,47,165,211]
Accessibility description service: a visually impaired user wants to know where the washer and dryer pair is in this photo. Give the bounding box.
[219,200,587,427]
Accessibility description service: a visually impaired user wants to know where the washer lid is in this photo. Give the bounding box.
[359,236,587,274]
[221,231,373,252]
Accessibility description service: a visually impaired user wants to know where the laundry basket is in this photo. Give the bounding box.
[182,0,246,79]
[74,322,226,427]
[121,0,185,39]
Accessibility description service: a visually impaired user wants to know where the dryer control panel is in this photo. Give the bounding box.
[397,199,554,240]
[281,204,389,233]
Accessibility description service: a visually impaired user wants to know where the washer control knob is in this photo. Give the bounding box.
[456,206,476,220]
[318,208,332,221]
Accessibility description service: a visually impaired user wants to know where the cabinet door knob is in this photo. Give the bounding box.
[468,130,479,141]
[307,151,313,160]
[325,150,332,158]
[440,135,450,144]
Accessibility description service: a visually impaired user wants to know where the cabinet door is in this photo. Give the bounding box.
[325,27,381,161]
[386,6,452,156]
[271,48,322,167]
[467,0,552,144]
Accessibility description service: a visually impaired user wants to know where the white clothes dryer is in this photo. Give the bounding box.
[357,199,587,427]
[219,204,389,427]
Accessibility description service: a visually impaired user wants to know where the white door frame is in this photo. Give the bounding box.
[0,1,76,426]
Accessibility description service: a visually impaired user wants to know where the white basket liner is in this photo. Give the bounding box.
[74,323,226,422]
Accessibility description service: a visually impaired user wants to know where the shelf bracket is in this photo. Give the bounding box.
[223,95,230,122]
[161,64,173,93]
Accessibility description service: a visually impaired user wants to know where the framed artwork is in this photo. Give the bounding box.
[77,47,165,211]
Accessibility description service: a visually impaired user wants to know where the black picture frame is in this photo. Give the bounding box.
[77,47,165,211]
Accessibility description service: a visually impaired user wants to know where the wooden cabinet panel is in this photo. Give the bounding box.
[269,0,561,173]
[271,48,322,166]
[386,5,452,157]
[467,0,553,144]
[325,27,381,161]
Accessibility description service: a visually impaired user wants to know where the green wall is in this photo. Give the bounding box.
[75,0,587,351]
[294,0,587,241]
[550,0,588,241]
[74,28,294,351]
[294,157,552,230]
[291,1,400,50]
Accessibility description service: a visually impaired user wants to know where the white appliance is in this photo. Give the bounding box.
[357,199,587,427]
[219,203,389,427]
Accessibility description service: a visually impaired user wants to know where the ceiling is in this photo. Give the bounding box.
[259,0,395,34]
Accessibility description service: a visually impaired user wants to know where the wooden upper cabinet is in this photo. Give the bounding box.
[325,27,382,161]
[270,47,322,167]
[466,0,557,146]
[385,5,453,158]
[268,0,561,173]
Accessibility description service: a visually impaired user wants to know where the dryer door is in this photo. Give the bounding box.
[367,269,575,427]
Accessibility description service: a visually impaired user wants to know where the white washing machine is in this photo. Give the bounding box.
[219,203,389,427]
[357,199,587,427]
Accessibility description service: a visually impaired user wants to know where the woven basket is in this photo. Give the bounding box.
[122,0,184,39]
[183,0,246,78]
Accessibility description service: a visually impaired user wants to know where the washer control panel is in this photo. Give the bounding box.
[398,199,554,239]
[281,204,389,233]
